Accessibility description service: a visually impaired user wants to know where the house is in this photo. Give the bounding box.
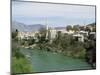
[73,34,84,42]
[79,31,88,36]
[49,28,57,40]
[17,31,39,40]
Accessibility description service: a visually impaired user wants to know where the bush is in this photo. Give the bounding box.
[52,34,86,58]
[12,47,32,74]
[12,57,32,74]
[71,46,86,58]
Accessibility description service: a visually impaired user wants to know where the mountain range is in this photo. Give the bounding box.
[12,21,66,32]
[12,21,95,32]
[12,21,46,32]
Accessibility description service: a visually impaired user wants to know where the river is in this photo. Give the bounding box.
[20,48,92,73]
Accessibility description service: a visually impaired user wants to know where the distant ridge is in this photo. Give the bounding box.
[87,22,96,27]
[54,27,66,30]
[12,21,46,32]
[12,21,95,32]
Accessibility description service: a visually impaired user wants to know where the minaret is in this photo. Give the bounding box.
[45,17,48,39]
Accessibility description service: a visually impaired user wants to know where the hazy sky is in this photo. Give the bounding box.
[12,1,96,27]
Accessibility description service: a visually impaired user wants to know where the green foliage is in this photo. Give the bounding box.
[66,25,73,31]
[66,25,79,32]
[12,32,17,39]
[73,25,80,32]
[12,44,32,74]
[79,26,85,31]
[85,27,91,32]
[12,48,32,74]
[39,27,47,38]
[12,29,19,43]
[12,48,25,59]
[71,45,86,58]
[36,27,47,43]
[27,37,35,45]
[20,40,25,45]
[55,34,86,58]
[12,57,32,74]
[92,27,96,32]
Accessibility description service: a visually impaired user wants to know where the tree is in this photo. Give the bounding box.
[12,29,18,39]
[85,26,91,33]
[79,26,85,31]
[39,27,48,43]
[66,25,73,31]
[28,37,35,45]
[84,39,96,68]
[92,27,96,32]
[73,25,79,32]
[39,27,47,37]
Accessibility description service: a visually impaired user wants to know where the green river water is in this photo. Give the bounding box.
[20,48,92,73]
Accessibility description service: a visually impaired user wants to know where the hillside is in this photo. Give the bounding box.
[12,21,46,32]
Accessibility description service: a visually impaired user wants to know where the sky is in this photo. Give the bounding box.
[12,1,96,27]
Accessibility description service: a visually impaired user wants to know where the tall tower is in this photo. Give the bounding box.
[45,17,48,39]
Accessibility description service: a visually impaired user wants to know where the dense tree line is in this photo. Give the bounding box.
[84,33,96,68]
